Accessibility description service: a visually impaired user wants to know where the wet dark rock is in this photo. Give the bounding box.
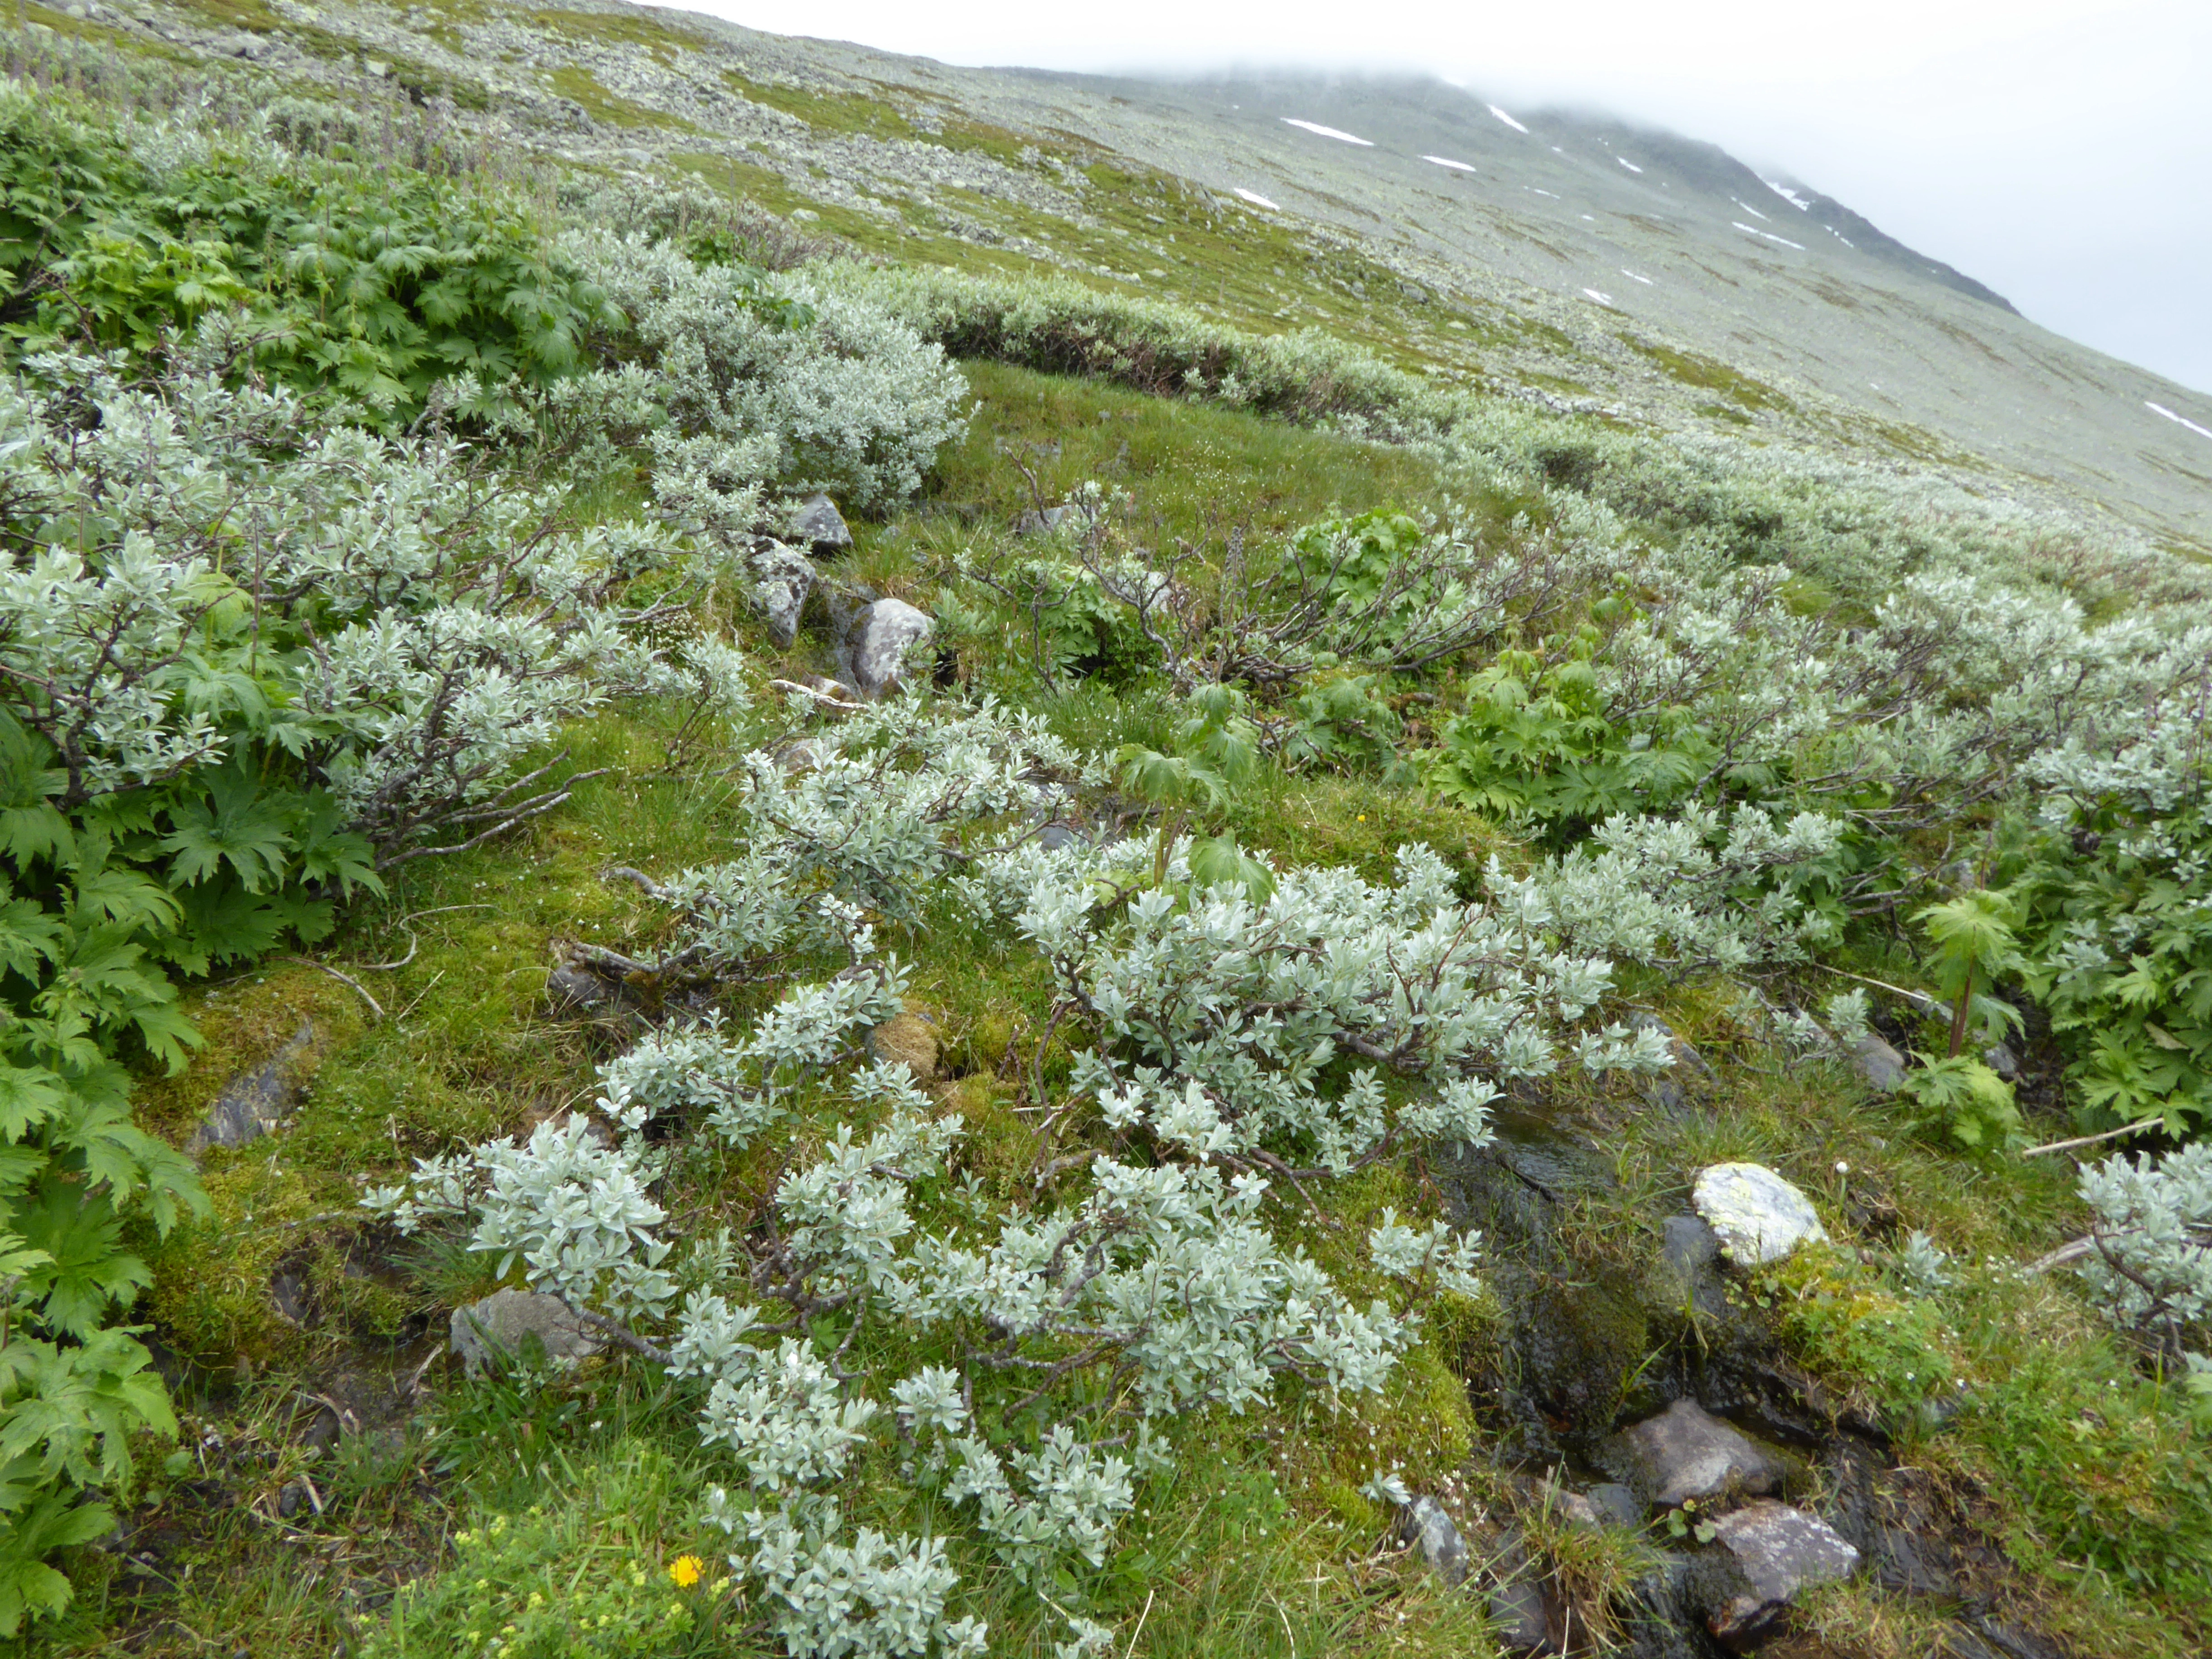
[545,955,640,1022]
[849,598,934,698]
[277,1479,311,1518]
[1584,1482,1645,1529]
[299,1404,342,1458]
[1605,1399,1786,1510]
[451,1289,600,1377]
[1394,1495,1469,1587]
[1521,1271,1650,1434]
[1661,1214,1721,1277]
[1483,1526,1564,1655]
[186,1021,317,1157]
[1622,1557,1708,1659]
[787,492,852,554]
[1873,1524,1954,1598]
[1850,1031,1909,1093]
[269,1258,317,1327]
[1692,1501,1860,1652]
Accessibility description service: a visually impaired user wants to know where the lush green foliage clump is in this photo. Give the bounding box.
[1,87,614,421]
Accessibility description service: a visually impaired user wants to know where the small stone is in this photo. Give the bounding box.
[1692,1163,1827,1265]
[1584,1482,1644,1529]
[1692,1501,1860,1652]
[1483,1527,1563,1655]
[867,1012,939,1083]
[1982,1041,2019,1080]
[186,1021,317,1158]
[1394,1495,1468,1587]
[777,737,826,773]
[1013,504,1076,537]
[754,542,815,646]
[1607,1399,1785,1509]
[450,1289,600,1378]
[277,1479,308,1518]
[1038,822,1084,852]
[1850,1031,1909,1093]
[848,598,934,698]
[787,492,851,554]
[1551,1488,1603,1529]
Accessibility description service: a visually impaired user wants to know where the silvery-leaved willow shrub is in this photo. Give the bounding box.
[1514,806,1847,972]
[542,233,967,541]
[962,835,1673,1176]
[0,351,726,864]
[641,695,1100,979]
[369,827,1554,1654]
[2077,1142,2212,1368]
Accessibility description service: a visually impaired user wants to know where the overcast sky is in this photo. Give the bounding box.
[675,0,2212,395]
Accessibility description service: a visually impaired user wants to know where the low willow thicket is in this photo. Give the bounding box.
[0,80,965,1633]
[5,54,2212,1651]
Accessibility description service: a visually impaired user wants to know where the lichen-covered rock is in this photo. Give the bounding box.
[1692,1500,1860,1651]
[1692,1163,1827,1265]
[849,597,933,698]
[451,1289,600,1377]
[1606,1399,1785,1509]
[755,541,816,645]
[1394,1495,1469,1587]
[788,492,852,554]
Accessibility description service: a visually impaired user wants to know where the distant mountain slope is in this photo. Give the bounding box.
[42,0,2212,549]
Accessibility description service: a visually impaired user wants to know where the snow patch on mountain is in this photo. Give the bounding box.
[2147,401,2212,441]
[1283,118,1372,146]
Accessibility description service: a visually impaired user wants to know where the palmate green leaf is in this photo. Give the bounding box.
[0,899,66,987]
[44,1090,207,1234]
[0,717,72,873]
[0,1067,67,1143]
[157,758,296,892]
[7,1181,148,1338]
[0,1491,113,1635]
[0,1325,176,1494]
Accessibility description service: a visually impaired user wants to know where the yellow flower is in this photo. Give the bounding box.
[669,1555,704,1589]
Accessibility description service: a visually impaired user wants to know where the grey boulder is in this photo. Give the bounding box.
[451,1289,600,1377]
[1692,1163,1827,1265]
[1606,1399,1785,1510]
[1692,1500,1861,1651]
[788,492,852,554]
[849,599,934,698]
